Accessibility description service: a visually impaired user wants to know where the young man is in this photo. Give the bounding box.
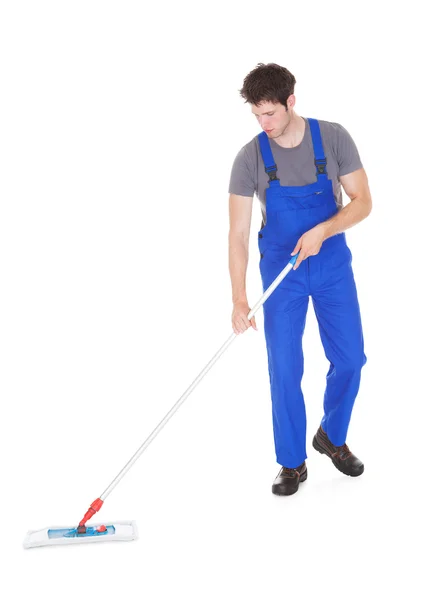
[228,63,372,496]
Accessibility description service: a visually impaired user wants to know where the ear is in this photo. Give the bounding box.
[287,94,296,110]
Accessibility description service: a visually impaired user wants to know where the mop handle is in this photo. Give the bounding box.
[99,253,298,501]
[79,253,299,525]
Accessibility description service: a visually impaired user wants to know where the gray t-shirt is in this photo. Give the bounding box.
[228,116,363,227]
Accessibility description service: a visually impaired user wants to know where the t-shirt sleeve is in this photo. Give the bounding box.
[333,123,363,176]
[228,146,256,197]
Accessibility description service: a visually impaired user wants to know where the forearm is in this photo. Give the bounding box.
[320,195,372,241]
[228,232,249,303]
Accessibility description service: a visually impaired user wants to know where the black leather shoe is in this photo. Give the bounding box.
[272,461,307,495]
[312,425,364,477]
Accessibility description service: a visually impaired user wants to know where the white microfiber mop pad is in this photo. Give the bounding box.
[23,520,138,549]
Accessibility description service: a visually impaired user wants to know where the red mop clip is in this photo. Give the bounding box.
[78,498,104,530]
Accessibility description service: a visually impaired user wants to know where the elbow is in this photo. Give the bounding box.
[361,194,372,218]
[365,197,372,218]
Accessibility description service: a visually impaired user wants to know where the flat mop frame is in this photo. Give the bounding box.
[24,253,298,547]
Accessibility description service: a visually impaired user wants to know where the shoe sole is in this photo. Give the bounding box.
[272,469,308,496]
[312,435,364,477]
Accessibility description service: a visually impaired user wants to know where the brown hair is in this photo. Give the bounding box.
[239,63,296,108]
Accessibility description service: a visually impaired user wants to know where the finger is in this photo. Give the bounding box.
[240,316,249,332]
[235,319,245,334]
[294,249,307,270]
[246,317,255,331]
[244,315,253,332]
[250,316,257,330]
[234,318,245,334]
[232,319,242,335]
[291,237,302,256]
[294,252,305,269]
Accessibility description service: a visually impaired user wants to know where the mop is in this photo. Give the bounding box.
[23,253,299,549]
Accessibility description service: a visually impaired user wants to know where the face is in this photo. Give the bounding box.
[251,99,294,136]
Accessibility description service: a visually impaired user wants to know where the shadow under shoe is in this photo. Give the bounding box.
[272,461,307,496]
[312,425,364,477]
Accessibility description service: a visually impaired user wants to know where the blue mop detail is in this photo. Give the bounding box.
[289,253,299,266]
[47,525,116,539]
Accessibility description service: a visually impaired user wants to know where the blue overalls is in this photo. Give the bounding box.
[257,118,367,469]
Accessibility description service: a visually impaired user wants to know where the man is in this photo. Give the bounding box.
[228,63,372,496]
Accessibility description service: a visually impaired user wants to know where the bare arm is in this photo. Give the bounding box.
[228,193,257,334]
[228,193,253,303]
[321,167,372,238]
[292,168,372,269]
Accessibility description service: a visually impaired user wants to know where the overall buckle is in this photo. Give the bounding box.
[265,165,279,182]
[315,158,327,175]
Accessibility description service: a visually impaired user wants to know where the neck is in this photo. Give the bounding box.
[272,112,305,148]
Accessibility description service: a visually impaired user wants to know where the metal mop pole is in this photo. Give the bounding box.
[78,254,298,529]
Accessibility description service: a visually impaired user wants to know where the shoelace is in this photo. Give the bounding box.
[281,467,299,478]
[319,429,353,460]
[334,443,352,460]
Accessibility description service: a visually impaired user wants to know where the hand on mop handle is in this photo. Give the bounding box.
[231,253,299,334]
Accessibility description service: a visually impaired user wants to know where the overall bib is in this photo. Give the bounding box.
[257,118,366,469]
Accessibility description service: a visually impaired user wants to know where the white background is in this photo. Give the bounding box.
[1,1,429,597]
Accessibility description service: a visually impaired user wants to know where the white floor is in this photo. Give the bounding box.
[10,313,428,598]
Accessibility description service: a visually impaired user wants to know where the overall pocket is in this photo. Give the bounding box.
[257,213,277,256]
[275,189,326,211]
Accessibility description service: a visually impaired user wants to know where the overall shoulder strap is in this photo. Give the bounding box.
[257,132,280,184]
[307,118,328,178]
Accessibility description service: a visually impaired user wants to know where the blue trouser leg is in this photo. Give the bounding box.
[312,263,366,446]
[263,290,310,468]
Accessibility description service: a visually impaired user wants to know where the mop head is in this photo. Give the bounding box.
[23,520,138,549]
